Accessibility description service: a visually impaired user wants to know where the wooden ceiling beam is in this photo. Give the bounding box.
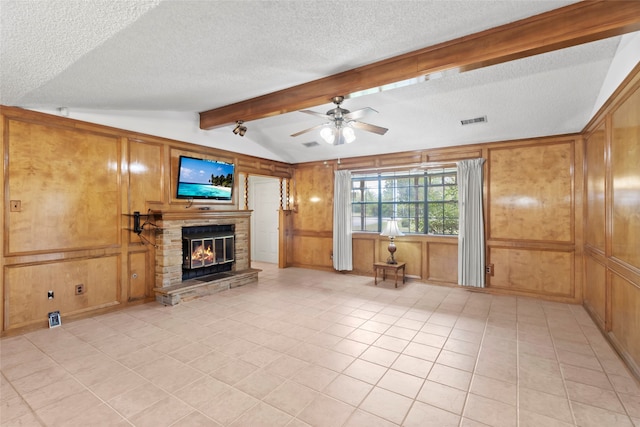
[199,1,640,130]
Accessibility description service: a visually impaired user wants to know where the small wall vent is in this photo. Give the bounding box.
[461,116,487,126]
[302,141,320,147]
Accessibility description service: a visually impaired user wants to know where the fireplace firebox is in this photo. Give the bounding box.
[182,225,234,280]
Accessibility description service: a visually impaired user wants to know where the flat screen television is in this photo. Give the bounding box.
[176,155,235,201]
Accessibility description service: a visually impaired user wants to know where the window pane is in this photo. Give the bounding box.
[444,185,458,201]
[352,203,379,231]
[365,203,379,217]
[381,179,395,202]
[364,189,378,202]
[443,201,458,218]
[428,186,443,200]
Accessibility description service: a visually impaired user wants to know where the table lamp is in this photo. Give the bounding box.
[381,220,404,264]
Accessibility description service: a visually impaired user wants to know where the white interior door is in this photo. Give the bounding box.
[249,176,279,263]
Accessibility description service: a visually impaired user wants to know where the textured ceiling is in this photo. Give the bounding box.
[1,0,639,163]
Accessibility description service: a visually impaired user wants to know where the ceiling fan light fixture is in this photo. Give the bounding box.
[320,127,335,144]
[343,127,356,144]
[291,95,387,144]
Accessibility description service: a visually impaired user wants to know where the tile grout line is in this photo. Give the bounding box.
[395,298,443,427]
[545,304,579,427]
[452,290,491,427]
[26,329,133,426]
[573,305,637,423]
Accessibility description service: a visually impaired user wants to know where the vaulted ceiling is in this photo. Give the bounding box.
[2,1,640,164]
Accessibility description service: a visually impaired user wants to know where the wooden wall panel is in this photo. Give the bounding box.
[236,157,293,178]
[584,255,606,329]
[129,140,165,209]
[489,141,573,242]
[287,163,334,271]
[351,234,458,283]
[427,242,458,284]
[292,164,334,232]
[611,87,640,268]
[128,251,148,301]
[584,126,606,251]
[610,274,640,374]
[379,239,422,278]
[7,120,120,254]
[489,247,573,297]
[582,65,640,380]
[291,235,333,269]
[5,256,120,330]
[353,238,375,275]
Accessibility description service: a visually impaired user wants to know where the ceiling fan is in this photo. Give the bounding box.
[290,96,388,145]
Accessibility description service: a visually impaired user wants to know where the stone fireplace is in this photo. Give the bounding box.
[152,210,258,305]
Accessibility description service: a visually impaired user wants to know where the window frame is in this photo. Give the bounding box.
[351,167,458,236]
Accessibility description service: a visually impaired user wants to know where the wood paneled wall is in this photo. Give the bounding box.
[486,138,582,301]
[287,164,334,270]
[1,107,292,334]
[289,136,582,304]
[583,63,640,378]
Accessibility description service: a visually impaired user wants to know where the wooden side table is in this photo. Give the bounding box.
[374,262,406,288]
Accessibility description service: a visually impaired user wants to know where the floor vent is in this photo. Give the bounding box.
[461,116,487,126]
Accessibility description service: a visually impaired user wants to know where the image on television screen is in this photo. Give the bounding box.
[177,156,234,200]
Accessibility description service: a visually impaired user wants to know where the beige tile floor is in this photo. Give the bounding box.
[2,262,639,426]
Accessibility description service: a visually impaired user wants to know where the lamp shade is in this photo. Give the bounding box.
[320,127,335,144]
[381,220,405,237]
[320,126,357,145]
[343,127,356,143]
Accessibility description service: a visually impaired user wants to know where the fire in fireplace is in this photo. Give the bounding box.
[184,234,234,269]
[188,239,214,269]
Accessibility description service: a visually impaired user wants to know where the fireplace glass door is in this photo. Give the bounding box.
[183,233,234,270]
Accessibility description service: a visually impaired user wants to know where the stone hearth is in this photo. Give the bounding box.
[151,210,258,305]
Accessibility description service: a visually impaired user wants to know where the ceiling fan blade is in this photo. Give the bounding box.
[344,107,378,120]
[350,121,389,135]
[299,110,330,120]
[290,123,328,137]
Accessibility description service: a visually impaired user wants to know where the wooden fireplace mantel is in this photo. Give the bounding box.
[151,209,252,221]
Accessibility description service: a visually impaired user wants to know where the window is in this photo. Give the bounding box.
[351,168,458,235]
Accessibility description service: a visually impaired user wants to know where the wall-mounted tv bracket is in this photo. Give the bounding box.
[124,211,159,248]
[124,211,156,235]
[133,211,142,234]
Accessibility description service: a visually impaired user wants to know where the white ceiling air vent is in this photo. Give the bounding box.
[461,116,487,126]
[302,141,320,147]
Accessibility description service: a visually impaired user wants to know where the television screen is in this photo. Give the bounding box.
[176,156,235,200]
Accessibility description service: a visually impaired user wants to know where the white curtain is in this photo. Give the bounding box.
[457,158,486,287]
[333,170,353,271]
